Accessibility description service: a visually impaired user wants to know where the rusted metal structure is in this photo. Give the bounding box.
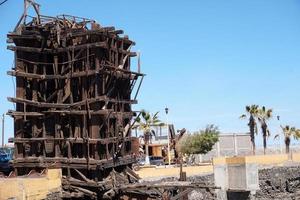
[6,0,146,198]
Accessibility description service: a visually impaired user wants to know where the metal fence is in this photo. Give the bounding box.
[196,133,252,163]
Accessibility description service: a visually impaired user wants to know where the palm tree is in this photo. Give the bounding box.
[240,105,259,155]
[257,106,272,154]
[275,125,300,154]
[135,110,163,165]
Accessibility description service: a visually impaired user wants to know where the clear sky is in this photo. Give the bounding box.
[0,0,300,147]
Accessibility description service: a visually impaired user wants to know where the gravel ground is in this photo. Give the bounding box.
[141,163,300,200]
[141,173,216,200]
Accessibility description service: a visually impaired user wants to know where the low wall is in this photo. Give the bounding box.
[0,169,62,200]
[213,154,289,166]
[214,153,300,166]
[139,153,300,180]
[136,165,213,179]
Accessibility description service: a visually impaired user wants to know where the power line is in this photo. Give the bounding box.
[0,0,8,6]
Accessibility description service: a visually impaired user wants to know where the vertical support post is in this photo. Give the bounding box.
[2,114,4,147]
[159,125,162,144]
[137,51,141,73]
[234,134,238,156]
[23,0,28,19]
[179,154,188,200]
[165,107,171,166]
[216,141,220,157]
[199,154,203,163]
[279,134,283,154]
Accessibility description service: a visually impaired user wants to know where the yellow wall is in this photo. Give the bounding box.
[136,165,213,179]
[291,153,300,162]
[245,154,288,165]
[0,169,62,200]
[213,154,289,166]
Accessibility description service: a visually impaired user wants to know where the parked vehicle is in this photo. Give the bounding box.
[137,157,146,166]
[0,147,13,174]
[133,156,164,170]
[149,156,164,166]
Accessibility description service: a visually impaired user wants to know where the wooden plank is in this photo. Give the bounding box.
[8,96,137,108]
[7,41,107,53]
[8,69,140,80]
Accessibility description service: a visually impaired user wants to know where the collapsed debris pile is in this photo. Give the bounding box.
[7,2,144,198]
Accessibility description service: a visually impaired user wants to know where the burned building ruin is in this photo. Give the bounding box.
[7,1,144,198]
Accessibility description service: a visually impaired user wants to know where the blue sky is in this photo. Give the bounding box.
[1,0,300,147]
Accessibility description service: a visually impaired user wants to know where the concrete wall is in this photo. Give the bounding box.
[194,134,252,163]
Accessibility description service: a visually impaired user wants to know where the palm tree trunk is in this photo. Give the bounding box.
[145,143,150,165]
[285,139,290,154]
[249,116,256,155]
[144,132,150,165]
[250,133,256,155]
[262,123,267,155]
[285,137,291,159]
[263,135,267,155]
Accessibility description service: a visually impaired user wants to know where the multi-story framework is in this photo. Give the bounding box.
[6,1,219,199]
[6,1,144,198]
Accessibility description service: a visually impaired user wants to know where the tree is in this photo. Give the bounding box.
[177,124,219,156]
[135,110,163,165]
[257,106,272,154]
[240,105,259,155]
[275,125,300,154]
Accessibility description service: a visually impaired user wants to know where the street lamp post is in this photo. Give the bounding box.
[1,114,4,147]
[165,107,171,166]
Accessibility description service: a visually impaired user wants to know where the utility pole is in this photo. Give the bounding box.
[165,107,171,166]
[2,114,4,147]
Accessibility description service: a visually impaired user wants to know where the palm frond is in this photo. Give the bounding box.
[266,109,273,118]
[294,129,300,139]
[153,111,159,119]
[151,130,156,136]
[158,122,165,126]
[141,110,147,119]
[145,112,150,121]
[135,117,141,123]
[239,114,247,119]
[246,106,250,112]
[131,124,139,129]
